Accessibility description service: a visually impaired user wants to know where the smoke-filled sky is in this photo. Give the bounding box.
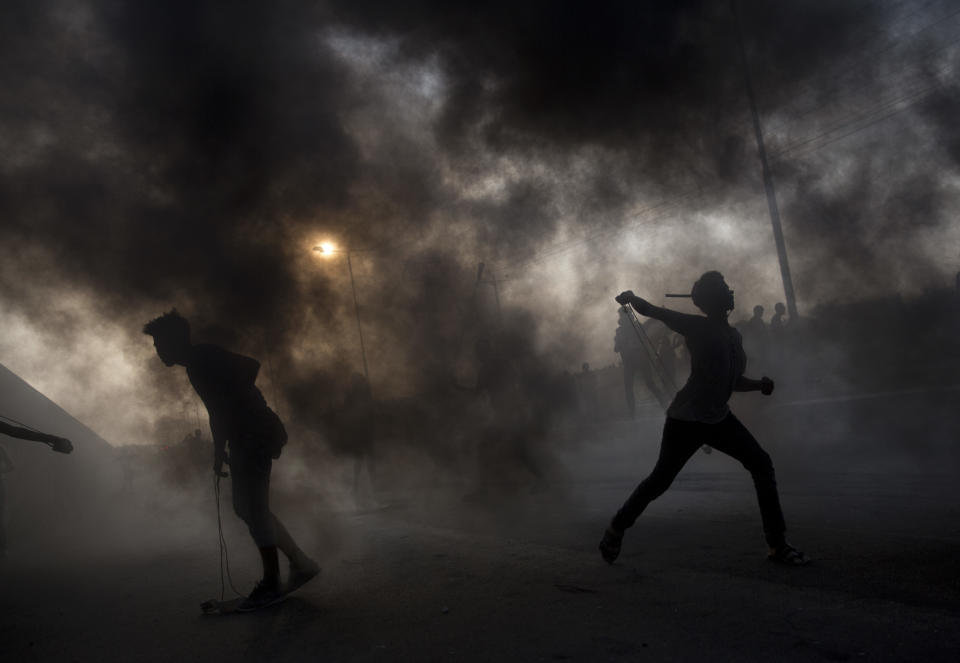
[1,0,959,446]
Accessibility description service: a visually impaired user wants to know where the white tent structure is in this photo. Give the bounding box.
[1,362,118,550]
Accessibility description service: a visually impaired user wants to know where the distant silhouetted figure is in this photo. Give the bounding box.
[0,444,12,556]
[144,310,319,610]
[769,302,788,366]
[741,304,769,369]
[651,322,679,388]
[770,302,787,336]
[748,305,765,330]
[599,272,808,566]
[342,372,376,501]
[615,310,666,417]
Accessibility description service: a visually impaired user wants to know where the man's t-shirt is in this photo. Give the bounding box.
[650,308,746,424]
[185,344,274,447]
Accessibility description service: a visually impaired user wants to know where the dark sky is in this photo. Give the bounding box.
[1,0,958,444]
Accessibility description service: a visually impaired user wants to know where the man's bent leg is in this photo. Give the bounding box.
[259,546,280,586]
[272,515,311,567]
[709,414,787,548]
[231,447,289,609]
[610,418,703,532]
[232,449,277,546]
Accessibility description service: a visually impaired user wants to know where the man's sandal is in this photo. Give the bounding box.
[768,544,810,566]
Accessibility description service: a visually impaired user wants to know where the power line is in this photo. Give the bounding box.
[712,1,960,144]
[762,1,960,114]
[771,63,952,161]
[768,23,960,136]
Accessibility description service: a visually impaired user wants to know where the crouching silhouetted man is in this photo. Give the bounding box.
[144,310,319,610]
[599,272,808,566]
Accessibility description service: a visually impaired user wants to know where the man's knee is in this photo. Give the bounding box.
[744,448,775,478]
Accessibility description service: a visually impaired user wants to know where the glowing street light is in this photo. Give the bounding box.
[314,242,336,256]
[312,243,370,383]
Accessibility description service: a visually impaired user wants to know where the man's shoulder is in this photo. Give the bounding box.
[186,344,238,374]
[189,343,228,362]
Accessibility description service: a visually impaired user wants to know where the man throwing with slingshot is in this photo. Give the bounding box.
[144,310,319,611]
[599,271,808,566]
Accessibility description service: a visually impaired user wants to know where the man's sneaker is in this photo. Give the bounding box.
[238,579,285,612]
[599,526,624,564]
[286,558,321,595]
[768,543,810,566]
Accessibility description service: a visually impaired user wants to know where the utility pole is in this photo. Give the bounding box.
[476,262,503,320]
[346,252,370,382]
[732,0,799,320]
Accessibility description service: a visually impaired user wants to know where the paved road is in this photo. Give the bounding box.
[3,455,958,662]
[3,392,960,662]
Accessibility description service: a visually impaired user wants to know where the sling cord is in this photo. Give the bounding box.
[620,304,679,407]
[214,473,243,600]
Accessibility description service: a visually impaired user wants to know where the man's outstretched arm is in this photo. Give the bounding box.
[615,291,700,336]
[0,421,73,453]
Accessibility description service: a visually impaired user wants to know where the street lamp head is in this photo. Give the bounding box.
[313,242,337,256]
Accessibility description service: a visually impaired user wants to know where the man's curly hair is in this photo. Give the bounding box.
[143,309,190,342]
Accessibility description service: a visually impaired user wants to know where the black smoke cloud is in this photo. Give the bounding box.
[1,1,957,449]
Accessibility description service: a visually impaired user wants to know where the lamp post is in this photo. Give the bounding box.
[313,243,370,383]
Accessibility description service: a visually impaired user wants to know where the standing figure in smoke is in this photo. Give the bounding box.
[342,372,376,503]
[599,272,808,566]
[769,302,788,367]
[740,304,769,371]
[770,302,787,336]
[143,310,319,610]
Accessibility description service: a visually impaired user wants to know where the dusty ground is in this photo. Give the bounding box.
[2,407,959,662]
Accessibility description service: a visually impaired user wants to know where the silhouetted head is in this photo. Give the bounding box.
[690,271,734,318]
[143,309,191,366]
[752,305,764,318]
[774,302,786,315]
[582,362,590,372]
